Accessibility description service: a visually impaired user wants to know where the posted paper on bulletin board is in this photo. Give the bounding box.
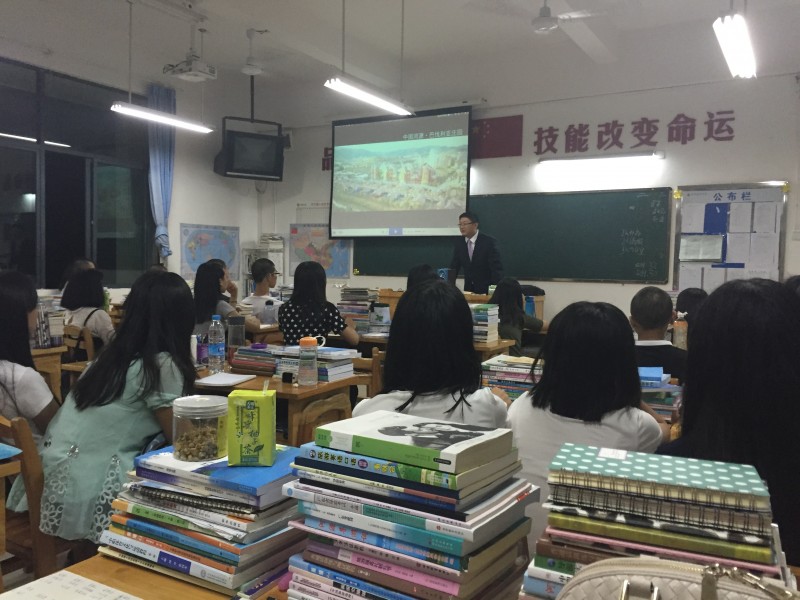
[677,186,784,293]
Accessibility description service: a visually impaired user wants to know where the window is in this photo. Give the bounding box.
[0,58,154,287]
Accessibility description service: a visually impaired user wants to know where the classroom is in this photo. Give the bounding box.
[2,1,799,317]
[2,1,800,598]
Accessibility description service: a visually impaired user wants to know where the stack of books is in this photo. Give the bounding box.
[274,284,294,302]
[528,442,790,599]
[282,410,538,600]
[481,355,538,400]
[230,345,277,376]
[337,288,378,334]
[268,345,359,382]
[469,304,499,344]
[98,445,307,599]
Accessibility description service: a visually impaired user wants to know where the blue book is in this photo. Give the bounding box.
[135,444,300,497]
[523,574,564,599]
[301,516,462,570]
[289,553,417,600]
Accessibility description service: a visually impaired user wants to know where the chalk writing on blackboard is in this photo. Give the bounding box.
[621,229,645,256]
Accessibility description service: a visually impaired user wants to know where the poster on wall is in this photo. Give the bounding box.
[289,223,351,279]
[180,223,240,280]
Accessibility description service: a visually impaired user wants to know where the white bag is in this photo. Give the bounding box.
[557,557,799,599]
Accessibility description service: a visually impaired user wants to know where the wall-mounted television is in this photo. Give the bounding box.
[329,107,471,238]
[213,117,284,182]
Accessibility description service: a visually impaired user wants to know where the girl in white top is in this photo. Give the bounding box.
[0,271,60,442]
[507,301,668,547]
[353,279,508,428]
[61,268,115,346]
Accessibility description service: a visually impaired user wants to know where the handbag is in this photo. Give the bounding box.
[557,557,799,599]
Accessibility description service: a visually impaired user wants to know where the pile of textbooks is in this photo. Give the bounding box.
[98,445,307,599]
[481,355,538,400]
[282,410,538,600]
[230,345,277,376]
[337,288,378,334]
[526,442,792,599]
[469,303,499,344]
[269,345,359,382]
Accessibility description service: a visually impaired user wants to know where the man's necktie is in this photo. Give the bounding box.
[468,239,474,260]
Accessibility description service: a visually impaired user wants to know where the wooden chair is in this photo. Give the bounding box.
[291,393,352,445]
[0,416,80,580]
[63,324,96,362]
[108,304,124,329]
[352,353,382,399]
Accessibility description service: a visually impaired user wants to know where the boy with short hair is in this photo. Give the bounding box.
[630,286,687,383]
[240,258,283,334]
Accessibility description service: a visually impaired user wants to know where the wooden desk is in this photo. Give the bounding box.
[474,339,515,362]
[252,323,284,345]
[377,289,403,318]
[31,346,67,403]
[194,372,360,446]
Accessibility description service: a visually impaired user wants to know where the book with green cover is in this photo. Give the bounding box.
[314,410,513,474]
[547,443,770,511]
[547,513,774,565]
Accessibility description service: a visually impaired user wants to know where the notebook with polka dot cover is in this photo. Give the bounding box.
[547,443,770,512]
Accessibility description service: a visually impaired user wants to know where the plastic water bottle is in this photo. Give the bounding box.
[297,336,318,386]
[207,315,226,374]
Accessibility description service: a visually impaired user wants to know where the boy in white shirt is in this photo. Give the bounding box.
[240,258,283,336]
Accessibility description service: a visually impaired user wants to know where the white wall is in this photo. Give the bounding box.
[272,75,800,320]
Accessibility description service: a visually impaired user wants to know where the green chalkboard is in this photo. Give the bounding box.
[353,188,672,282]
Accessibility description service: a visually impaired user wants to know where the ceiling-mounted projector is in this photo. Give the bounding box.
[164,54,217,82]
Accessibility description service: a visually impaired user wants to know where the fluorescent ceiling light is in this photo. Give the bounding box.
[0,132,71,147]
[324,76,412,116]
[0,133,37,143]
[713,13,756,78]
[110,102,213,134]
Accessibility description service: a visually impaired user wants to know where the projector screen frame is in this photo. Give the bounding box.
[328,106,473,240]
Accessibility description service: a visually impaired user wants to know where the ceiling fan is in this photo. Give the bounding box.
[531,0,601,34]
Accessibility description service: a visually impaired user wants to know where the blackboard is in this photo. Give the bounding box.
[353,188,672,282]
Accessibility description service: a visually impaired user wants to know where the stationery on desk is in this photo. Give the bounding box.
[1,570,142,600]
[195,373,257,387]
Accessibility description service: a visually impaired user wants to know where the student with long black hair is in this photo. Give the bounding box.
[193,260,239,336]
[278,261,359,346]
[659,279,800,564]
[488,277,546,356]
[8,271,197,547]
[353,279,508,427]
[508,301,666,545]
[0,271,59,441]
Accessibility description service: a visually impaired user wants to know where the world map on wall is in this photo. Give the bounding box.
[180,224,240,279]
[289,224,351,279]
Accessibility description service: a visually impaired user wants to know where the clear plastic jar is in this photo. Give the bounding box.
[297,336,318,386]
[172,395,228,461]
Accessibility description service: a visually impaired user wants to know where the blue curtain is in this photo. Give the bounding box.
[147,84,176,258]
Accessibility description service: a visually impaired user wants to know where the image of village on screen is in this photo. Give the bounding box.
[330,110,470,238]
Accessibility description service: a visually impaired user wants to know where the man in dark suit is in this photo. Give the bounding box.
[448,211,504,294]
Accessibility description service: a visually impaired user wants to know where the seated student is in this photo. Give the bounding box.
[240,258,283,333]
[279,261,359,347]
[508,301,668,545]
[207,258,238,305]
[61,268,115,351]
[675,287,708,335]
[0,271,60,442]
[488,277,547,357]
[60,257,95,291]
[8,271,196,552]
[405,264,439,291]
[193,261,240,337]
[630,286,687,382]
[659,279,800,565]
[353,279,509,428]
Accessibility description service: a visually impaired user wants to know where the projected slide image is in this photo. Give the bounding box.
[332,136,468,213]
